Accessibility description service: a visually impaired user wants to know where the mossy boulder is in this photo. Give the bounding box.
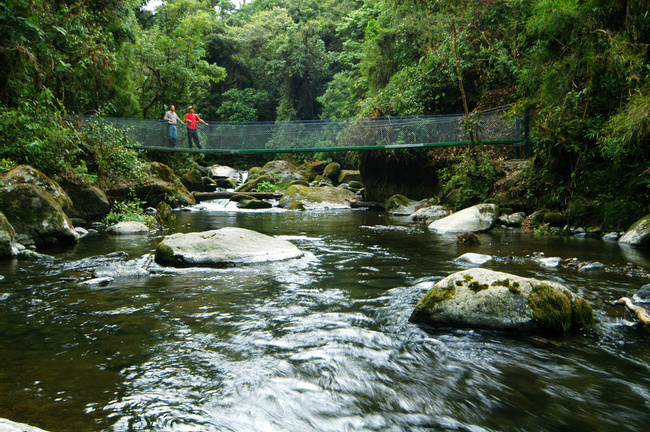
[385,194,429,216]
[279,184,356,210]
[410,268,594,334]
[323,162,341,184]
[0,184,78,247]
[154,227,303,267]
[107,163,195,209]
[338,169,361,185]
[61,183,111,221]
[180,169,205,192]
[237,198,273,209]
[236,174,276,193]
[0,165,73,213]
[619,214,650,247]
[0,211,15,257]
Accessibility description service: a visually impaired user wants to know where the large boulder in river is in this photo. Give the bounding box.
[208,164,240,180]
[180,169,205,192]
[61,183,111,221]
[238,160,306,192]
[0,184,78,246]
[410,268,594,334]
[428,203,499,234]
[0,418,50,432]
[279,184,356,210]
[154,227,303,267]
[0,165,73,213]
[0,211,15,257]
[107,162,195,209]
[619,215,650,247]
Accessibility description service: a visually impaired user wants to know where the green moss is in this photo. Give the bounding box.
[463,274,474,282]
[528,284,572,334]
[154,242,177,266]
[413,283,456,318]
[492,279,521,295]
[469,281,489,292]
[571,297,595,329]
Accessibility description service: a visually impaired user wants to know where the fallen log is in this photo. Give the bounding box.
[349,200,386,210]
[194,191,283,202]
[614,297,650,326]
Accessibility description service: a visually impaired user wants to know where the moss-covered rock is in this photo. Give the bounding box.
[0,184,78,247]
[0,211,15,257]
[61,183,111,221]
[385,194,428,216]
[0,165,73,213]
[237,198,273,209]
[410,268,594,334]
[323,162,341,184]
[338,169,361,184]
[619,214,650,247]
[429,203,499,233]
[278,184,356,210]
[180,169,205,192]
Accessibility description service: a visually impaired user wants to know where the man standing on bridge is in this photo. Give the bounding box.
[163,105,184,148]
[185,106,208,149]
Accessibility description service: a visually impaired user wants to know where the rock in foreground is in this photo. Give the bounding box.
[154,227,303,267]
[410,268,594,334]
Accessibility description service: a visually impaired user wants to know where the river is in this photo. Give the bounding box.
[1,201,650,432]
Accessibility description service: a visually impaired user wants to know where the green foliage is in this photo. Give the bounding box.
[439,149,503,210]
[216,88,270,122]
[256,180,277,192]
[103,197,156,226]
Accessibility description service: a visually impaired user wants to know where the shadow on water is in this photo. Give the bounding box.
[1,205,650,431]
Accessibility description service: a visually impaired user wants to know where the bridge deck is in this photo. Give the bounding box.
[77,108,528,155]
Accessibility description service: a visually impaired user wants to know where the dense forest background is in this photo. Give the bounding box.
[1,0,649,229]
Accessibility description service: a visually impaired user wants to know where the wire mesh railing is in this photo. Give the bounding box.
[72,107,528,155]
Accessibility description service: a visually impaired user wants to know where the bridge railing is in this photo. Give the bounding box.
[70,107,528,155]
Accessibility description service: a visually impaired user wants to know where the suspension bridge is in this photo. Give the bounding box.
[77,107,529,155]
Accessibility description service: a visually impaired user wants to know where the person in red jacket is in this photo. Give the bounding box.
[184,106,208,149]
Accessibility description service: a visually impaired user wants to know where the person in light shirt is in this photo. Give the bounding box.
[184,106,208,149]
[163,105,184,147]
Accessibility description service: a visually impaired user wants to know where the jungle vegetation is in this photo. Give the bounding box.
[1,0,649,229]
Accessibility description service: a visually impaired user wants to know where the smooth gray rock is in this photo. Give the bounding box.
[454,253,493,266]
[0,418,50,432]
[619,216,650,247]
[410,206,451,224]
[539,257,563,268]
[105,221,150,235]
[429,204,499,234]
[155,227,303,267]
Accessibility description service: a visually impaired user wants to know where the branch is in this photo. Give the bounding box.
[614,297,650,326]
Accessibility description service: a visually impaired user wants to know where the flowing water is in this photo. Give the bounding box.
[1,202,650,432]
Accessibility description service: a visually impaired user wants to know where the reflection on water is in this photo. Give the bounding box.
[1,207,650,431]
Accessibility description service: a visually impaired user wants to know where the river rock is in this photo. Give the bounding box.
[278,184,356,210]
[498,212,526,227]
[0,418,50,432]
[619,215,650,247]
[410,268,594,334]
[410,205,450,224]
[61,183,111,221]
[428,204,499,234]
[93,264,149,279]
[0,165,73,213]
[0,212,15,258]
[105,221,149,235]
[180,169,205,192]
[385,195,428,216]
[338,170,361,185]
[0,184,78,247]
[208,164,240,180]
[633,284,650,303]
[154,227,303,267]
[538,257,563,268]
[323,162,341,185]
[454,253,493,266]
